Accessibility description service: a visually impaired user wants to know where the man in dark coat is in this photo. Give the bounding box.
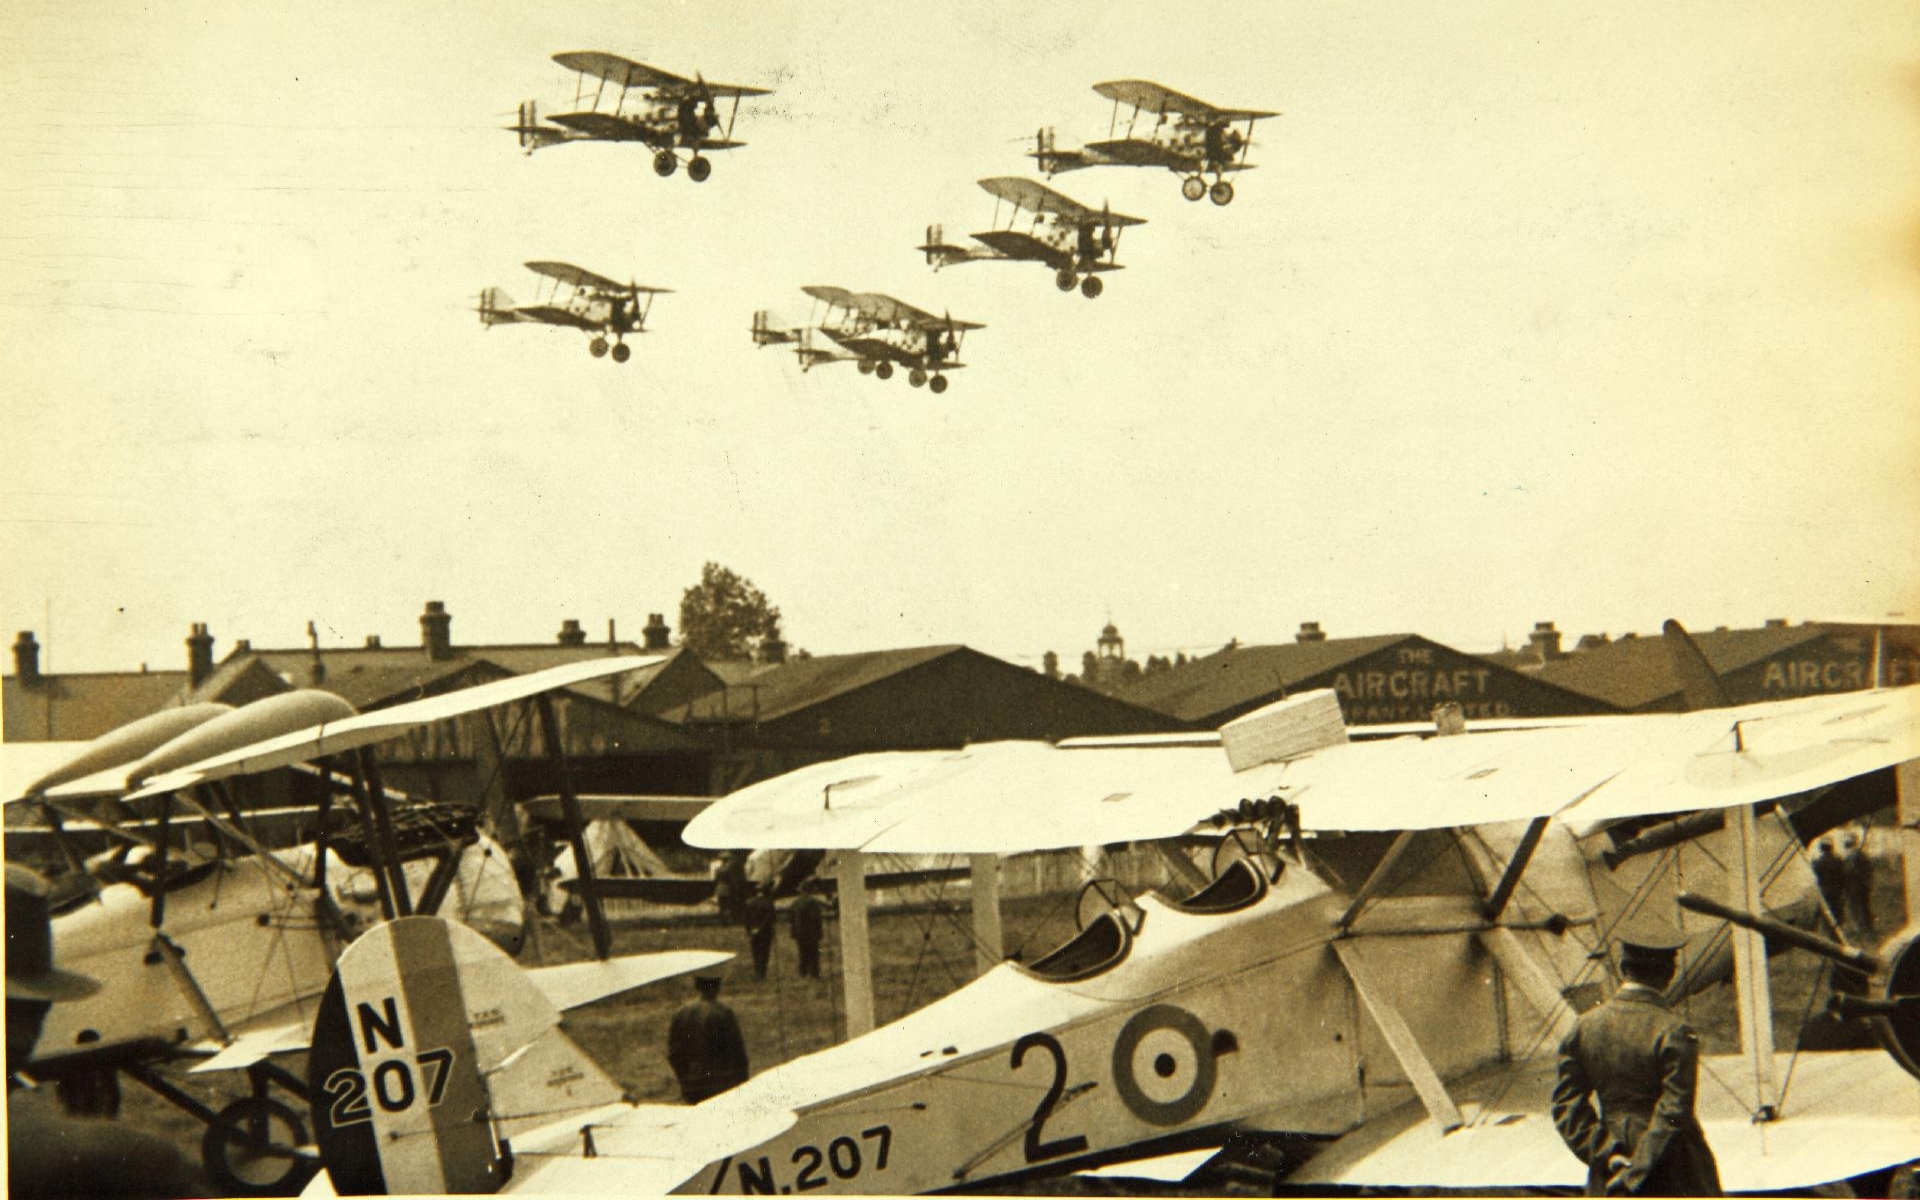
[665,975,749,1104]
[789,882,825,979]
[1552,919,1722,1196]
[742,882,777,979]
[1811,837,1847,927]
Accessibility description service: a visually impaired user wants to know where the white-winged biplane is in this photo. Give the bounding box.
[509,52,771,182]
[9,656,730,1195]
[1034,80,1278,207]
[751,287,983,393]
[292,624,1920,1196]
[477,261,670,363]
[920,178,1144,299]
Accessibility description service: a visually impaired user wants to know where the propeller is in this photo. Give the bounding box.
[1100,201,1115,257]
[942,310,959,357]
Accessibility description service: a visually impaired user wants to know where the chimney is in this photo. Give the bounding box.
[11,631,40,683]
[1764,618,1787,629]
[758,630,788,665]
[1042,650,1060,679]
[420,601,453,660]
[364,635,382,648]
[557,619,587,646]
[643,613,672,651]
[234,638,252,652]
[1295,621,1327,643]
[1575,633,1611,652]
[1528,620,1564,663]
[186,623,215,687]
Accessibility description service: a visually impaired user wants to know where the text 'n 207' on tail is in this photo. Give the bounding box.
[308,916,622,1195]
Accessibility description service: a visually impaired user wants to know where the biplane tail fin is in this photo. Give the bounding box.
[919,224,972,269]
[751,308,797,346]
[1660,619,1733,711]
[476,287,518,327]
[307,915,731,1195]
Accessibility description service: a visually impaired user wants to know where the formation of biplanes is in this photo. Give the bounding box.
[481,55,1279,383]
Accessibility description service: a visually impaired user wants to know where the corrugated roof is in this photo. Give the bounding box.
[1532,625,1829,709]
[3,672,190,742]
[1120,635,1412,724]
[669,646,964,723]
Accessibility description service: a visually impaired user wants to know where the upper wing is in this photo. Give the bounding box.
[524,260,624,292]
[683,687,1920,854]
[1093,79,1278,122]
[129,656,662,798]
[977,176,1147,226]
[20,703,232,796]
[550,53,771,98]
[853,291,937,327]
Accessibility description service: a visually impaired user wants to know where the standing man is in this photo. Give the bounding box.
[742,881,777,979]
[8,866,197,1199]
[789,881,825,980]
[1811,837,1847,929]
[1552,919,1722,1196]
[666,974,749,1104]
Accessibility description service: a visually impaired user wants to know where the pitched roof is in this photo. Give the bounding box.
[667,646,964,723]
[1120,635,1411,724]
[3,671,190,742]
[1531,624,1830,709]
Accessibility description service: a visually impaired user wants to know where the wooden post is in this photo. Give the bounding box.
[1729,802,1779,1118]
[969,854,1003,976]
[836,851,875,1037]
[1899,760,1920,927]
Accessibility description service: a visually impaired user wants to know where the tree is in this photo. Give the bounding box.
[679,562,783,659]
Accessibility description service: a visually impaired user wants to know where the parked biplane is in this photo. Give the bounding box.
[9,657,729,1195]
[920,178,1144,298]
[477,261,669,363]
[1033,80,1278,207]
[752,287,983,392]
[509,52,771,182]
[295,624,1920,1196]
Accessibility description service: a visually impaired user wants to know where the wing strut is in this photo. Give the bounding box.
[970,853,1004,976]
[838,851,876,1036]
[1336,829,1418,929]
[1481,817,1550,923]
[1727,801,1780,1119]
[1332,940,1464,1131]
[536,693,612,960]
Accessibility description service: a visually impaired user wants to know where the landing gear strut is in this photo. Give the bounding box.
[653,150,677,177]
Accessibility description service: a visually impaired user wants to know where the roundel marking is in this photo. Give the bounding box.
[1110,1004,1215,1126]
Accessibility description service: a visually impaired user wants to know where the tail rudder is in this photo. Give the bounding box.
[477,287,516,327]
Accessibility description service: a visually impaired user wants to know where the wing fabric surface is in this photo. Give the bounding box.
[684,688,1920,854]
[1093,80,1278,122]
[132,655,662,796]
[524,260,624,291]
[550,53,771,98]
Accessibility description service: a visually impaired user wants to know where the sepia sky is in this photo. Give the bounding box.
[3,0,1917,676]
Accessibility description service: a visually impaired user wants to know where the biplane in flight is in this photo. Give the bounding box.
[1033,80,1278,207]
[920,178,1144,298]
[752,287,983,392]
[509,52,772,182]
[293,624,1920,1196]
[477,261,669,363]
[9,657,728,1195]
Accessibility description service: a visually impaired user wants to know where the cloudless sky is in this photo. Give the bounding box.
[4,0,1917,675]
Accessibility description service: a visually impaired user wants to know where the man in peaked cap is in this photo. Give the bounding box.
[8,864,196,1199]
[1551,914,1722,1196]
[666,972,750,1104]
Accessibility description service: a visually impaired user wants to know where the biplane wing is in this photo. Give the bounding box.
[977,176,1146,227]
[542,110,658,142]
[1092,79,1278,123]
[19,703,232,797]
[800,284,862,311]
[550,51,771,98]
[966,228,1072,269]
[128,655,662,798]
[511,304,603,331]
[523,261,668,295]
[685,687,1920,855]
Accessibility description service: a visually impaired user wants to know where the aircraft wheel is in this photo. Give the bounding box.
[909,368,927,387]
[56,1070,121,1118]
[875,361,894,380]
[653,150,678,177]
[857,359,876,375]
[1210,179,1235,206]
[929,374,949,395]
[611,342,631,363]
[203,1096,317,1197]
[589,336,609,358]
[687,156,712,183]
[1081,275,1104,299]
[1055,268,1077,292]
[1182,175,1207,202]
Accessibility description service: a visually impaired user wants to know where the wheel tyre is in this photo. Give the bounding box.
[1081,275,1104,299]
[611,342,632,363]
[1182,175,1206,202]
[1209,180,1235,206]
[857,359,876,375]
[653,150,677,177]
[1055,268,1077,292]
[929,375,949,395]
[589,337,609,358]
[687,156,712,183]
[909,368,927,387]
[202,1096,317,1198]
[875,361,894,380]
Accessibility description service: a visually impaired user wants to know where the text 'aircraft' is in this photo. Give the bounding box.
[510,52,771,183]
[921,178,1144,298]
[1034,80,1278,207]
